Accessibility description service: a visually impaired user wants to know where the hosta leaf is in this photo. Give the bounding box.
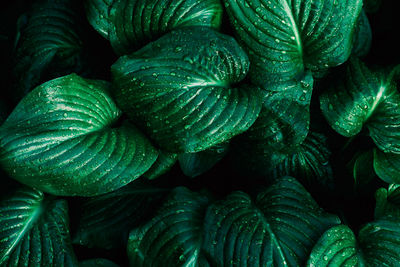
[375,184,400,219]
[352,10,372,58]
[223,0,362,87]
[85,0,223,55]
[321,58,400,154]
[203,177,340,266]
[307,218,400,266]
[80,259,119,267]
[241,72,313,151]
[14,0,85,100]
[127,187,212,267]
[0,187,77,266]
[179,142,229,177]
[112,27,263,153]
[351,150,378,194]
[373,149,400,184]
[143,151,178,180]
[73,182,169,249]
[236,131,333,187]
[0,74,158,196]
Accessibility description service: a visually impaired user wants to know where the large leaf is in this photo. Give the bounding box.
[178,142,229,178]
[73,182,169,249]
[85,0,223,55]
[375,184,400,219]
[112,26,263,153]
[320,58,400,154]
[307,218,400,266]
[203,177,340,266]
[0,187,77,266]
[0,74,158,196]
[223,0,362,87]
[236,131,333,187]
[13,0,85,100]
[127,187,212,267]
[240,72,313,152]
[144,151,178,180]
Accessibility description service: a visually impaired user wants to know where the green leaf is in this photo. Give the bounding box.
[112,27,263,153]
[80,259,119,267]
[320,58,400,154]
[127,187,212,267]
[144,151,178,180]
[203,177,340,266]
[73,182,169,249]
[14,0,85,100]
[351,150,378,193]
[179,142,229,177]
[307,218,400,266]
[0,74,158,196]
[373,149,400,184]
[0,187,77,266]
[236,131,333,187]
[223,0,362,87]
[375,184,400,219]
[85,0,223,55]
[240,72,313,151]
[352,10,372,58]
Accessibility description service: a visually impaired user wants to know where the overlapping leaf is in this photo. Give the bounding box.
[375,184,400,219]
[373,149,400,184]
[0,74,158,196]
[73,182,169,249]
[352,10,372,58]
[223,0,363,87]
[85,0,223,55]
[203,177,340,266]
[14,0,85,100]
[0,187,77,266]
[143,151,178,179]
[307,218,400,266]
[112,26,263,153]
[321,58,400,154]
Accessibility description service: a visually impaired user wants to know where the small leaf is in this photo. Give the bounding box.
[0,187,77,266]
[321,58,400,154]
[112,27,262,153]
[179,142,229,177]
[0,74,158,196]
[85,0,223,55]
[13,0,85,100]
[73,182,169,249]
[352,150,377,193]
[223,0,362,87]
[373,149,400,184]
[127,187,211,266]
[375,184,400,219]
[352,10,372,57]
[204,177,340,266]
[307,218,400,266]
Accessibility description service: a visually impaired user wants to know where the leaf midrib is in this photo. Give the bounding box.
[281,0,303,60]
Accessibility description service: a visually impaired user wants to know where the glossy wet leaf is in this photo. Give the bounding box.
[373,149,400,184]
[127,187,212,267]
[0,74,158,196]
[85,0,223,55]
[307,218,400,266]
[144,151,178,180]
[204,177,340,266]
[14,0,85,100]
[73,182,169,249]
[0,187,77,266]
[112,27,263,153]
[179,142,229,177]
[321,58,400,154]
[375,184,400,219]
[223,0,363,87]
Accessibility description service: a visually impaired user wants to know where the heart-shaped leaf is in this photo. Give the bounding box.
[223,0,362,87]
[0,74,158,196]
[14,0,85,100]
[73,182,169,249]
[85,0,223,55]
[307,218,400,266]
[0,187,77,266]
[112,27,263,153]
[321,58,400,154]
